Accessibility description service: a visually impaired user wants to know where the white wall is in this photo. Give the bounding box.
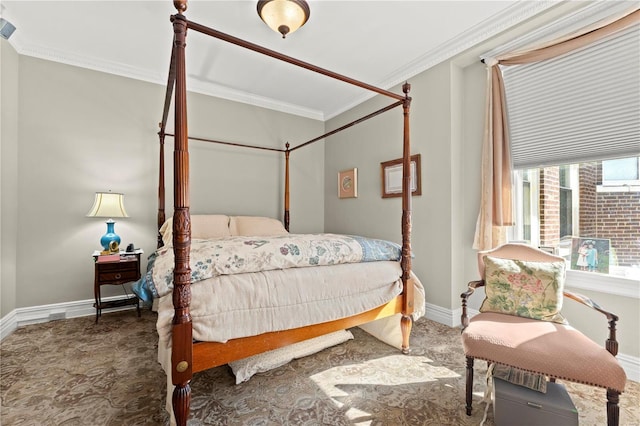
[324,60,477,316]
[7,55,323,308]
[1,39,19,318]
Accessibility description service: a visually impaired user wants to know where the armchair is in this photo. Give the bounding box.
[460,243,626,426]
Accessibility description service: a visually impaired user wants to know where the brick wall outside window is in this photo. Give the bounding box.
[539,167,560,247]
[578,163,597,237]
[538,162,639,267]
[592,163,639,267]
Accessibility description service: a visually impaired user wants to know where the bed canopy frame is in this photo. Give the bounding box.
[159,1,414,424]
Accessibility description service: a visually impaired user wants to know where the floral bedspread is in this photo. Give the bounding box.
[140,234,401,300]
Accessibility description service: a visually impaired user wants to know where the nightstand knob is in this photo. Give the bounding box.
[115,273,121,279]
[176,361,189,372]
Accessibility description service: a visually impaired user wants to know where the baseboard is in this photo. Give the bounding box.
[619,352,640,383]
[0,296,136,341]
[2,298,639,382]
[0,309,18,342]
[423,302,458,326]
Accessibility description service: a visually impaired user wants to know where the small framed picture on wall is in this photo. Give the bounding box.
[338,168,358,199]
[381,154,421,198]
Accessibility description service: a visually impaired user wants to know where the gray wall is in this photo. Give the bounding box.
[6,55,323,308]
[1,40,19,318]
[324,60,477,316]
[325,39,639,359]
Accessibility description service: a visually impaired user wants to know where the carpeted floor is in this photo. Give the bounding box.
[1,309,639,425]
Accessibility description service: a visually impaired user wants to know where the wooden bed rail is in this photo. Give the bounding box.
[185,20,404,103]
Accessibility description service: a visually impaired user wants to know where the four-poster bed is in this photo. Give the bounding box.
[156,1,418,424]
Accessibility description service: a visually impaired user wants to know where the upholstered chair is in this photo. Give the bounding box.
[460,243,626,426]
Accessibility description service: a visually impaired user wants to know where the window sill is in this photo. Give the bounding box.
[566,269,640,299]
[596,184,640,193]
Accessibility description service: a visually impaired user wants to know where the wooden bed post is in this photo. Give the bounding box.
[400,82,414,354]
[170,3,193,426]
[158,127,166,248]
[284,142,290,232]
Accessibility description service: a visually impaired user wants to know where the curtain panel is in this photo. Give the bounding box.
[473,7,639,250]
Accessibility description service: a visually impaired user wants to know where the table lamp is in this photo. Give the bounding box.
[87,192,129,253]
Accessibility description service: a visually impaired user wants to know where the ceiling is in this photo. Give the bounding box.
[2,1,560,120]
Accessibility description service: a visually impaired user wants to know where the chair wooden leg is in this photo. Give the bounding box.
[607,389,620,426]
[465,356,474,415]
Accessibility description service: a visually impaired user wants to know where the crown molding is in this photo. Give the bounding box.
[10,1,557,122]
[325,1,560,120]
[11,39,165,85]
[186,78,325,121]
[482,0,638,60]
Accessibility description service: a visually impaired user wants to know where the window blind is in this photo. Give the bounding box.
[503,24,640,169]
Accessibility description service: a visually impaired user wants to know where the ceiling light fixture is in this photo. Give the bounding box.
[257,0,310,39]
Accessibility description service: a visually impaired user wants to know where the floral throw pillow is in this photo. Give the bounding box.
[480,255,567,324]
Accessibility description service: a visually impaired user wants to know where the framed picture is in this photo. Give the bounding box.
[381,154,421,198]
[338,168,358,199]
[570,237,610,274]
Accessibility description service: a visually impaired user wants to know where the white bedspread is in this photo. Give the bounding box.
[156,261,424,344]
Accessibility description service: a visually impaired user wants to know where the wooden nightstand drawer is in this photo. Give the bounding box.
[97,259,138,272]
[98,269,139,283]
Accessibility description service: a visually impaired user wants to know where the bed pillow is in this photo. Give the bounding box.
[479,255,566,324]
[229,216,288,237]
[228,330,353,384]
[159,215,231,246]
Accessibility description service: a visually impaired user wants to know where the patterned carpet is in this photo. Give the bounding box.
[1,309,639,425]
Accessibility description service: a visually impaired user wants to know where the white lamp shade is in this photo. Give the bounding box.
[258,0,310,38]
[86,192,129,218]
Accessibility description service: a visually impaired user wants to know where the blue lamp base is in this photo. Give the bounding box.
[100,220,121,252]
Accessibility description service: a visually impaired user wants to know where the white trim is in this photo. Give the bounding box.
[8,2,556,122]
[0,310,18,342]
[0,296,138,341]
[618,352,640,383]
[566,270,640,299]
[327,1,558,120]
[481,1,637,60]
[424,301,459,327]
[596,184,640,193]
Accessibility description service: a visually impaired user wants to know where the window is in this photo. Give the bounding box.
[503,23,640,286]
[600,157,640,191]
[512,161,640,282]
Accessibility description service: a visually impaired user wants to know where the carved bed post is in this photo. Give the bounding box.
[170,2,193,426]
[158,127,166,248]
[284,142,290,232]
[400,82,414,354]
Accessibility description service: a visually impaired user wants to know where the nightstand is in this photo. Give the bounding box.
[92,249,143,323]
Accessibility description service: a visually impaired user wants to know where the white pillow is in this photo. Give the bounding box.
[229,216,288,237]
[228,330,353,384]
[159,215,231,245]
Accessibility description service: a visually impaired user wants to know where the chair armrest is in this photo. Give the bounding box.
[460,280,484,330]
[564,289,620,356]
